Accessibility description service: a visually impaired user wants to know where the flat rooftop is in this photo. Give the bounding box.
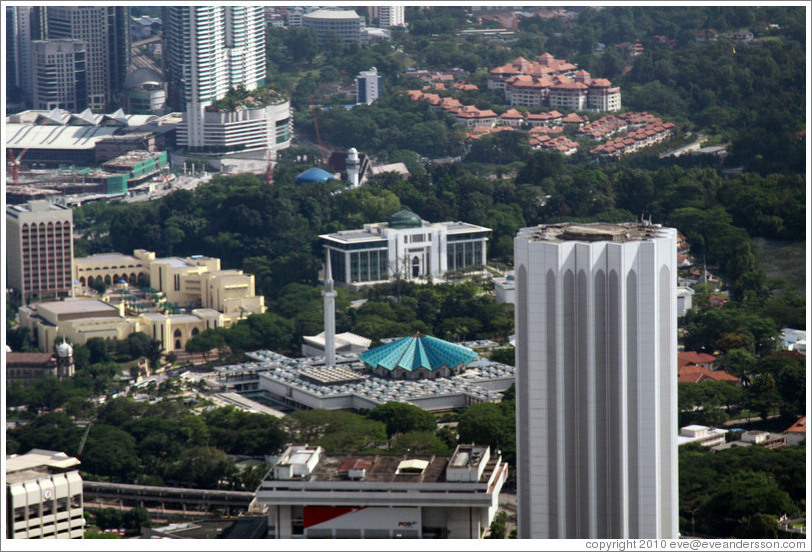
[36,299,119,316]
[6,449,80,476]
[520,222,670,243]
[76,252,141,264]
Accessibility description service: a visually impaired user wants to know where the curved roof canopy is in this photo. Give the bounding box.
[359,334,477,374]
[295,167,335,184]
[388,210,422,229]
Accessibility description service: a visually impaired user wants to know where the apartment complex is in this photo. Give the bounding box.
[164,6,266,150]
[6,449,84,539]
[6,200,74,303]
[514,222,678,538]
[489,54,621,112]
[255,444,507,538]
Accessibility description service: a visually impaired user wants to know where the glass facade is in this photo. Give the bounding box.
[348,249,388,283]
[446,241,483,272]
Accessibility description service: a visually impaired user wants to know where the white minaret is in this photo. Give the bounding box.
[514,222,678,539]
[322,248,337,367]
[346,148,360,188]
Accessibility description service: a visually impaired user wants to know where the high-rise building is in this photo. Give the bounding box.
[378,6,406,28]
[31,39,88,112]
[6,200,75,303]
[164,6,266,149]
[6,6,49,105]
[356,67,382,105]
[6,449,84,539]
[514,222,678,539]
[46,6,131,111]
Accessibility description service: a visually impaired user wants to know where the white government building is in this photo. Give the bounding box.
[320,210,491,286]
[514,222,678,539]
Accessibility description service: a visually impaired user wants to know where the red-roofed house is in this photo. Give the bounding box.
[499,108,525,127]
[679,351,718,370]
[784,416,806,445]
[677,365,741,385]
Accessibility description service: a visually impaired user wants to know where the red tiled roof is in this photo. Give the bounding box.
[501,109,524,119]
[785,416,806,434]
[678,351,717,367]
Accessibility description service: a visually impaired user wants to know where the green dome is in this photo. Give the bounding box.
[388,210,422,229]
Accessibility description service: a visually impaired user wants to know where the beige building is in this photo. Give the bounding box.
[22,249,264,353]
[6,449,84,539]
[6,200,74,302]
[73,249,151,287]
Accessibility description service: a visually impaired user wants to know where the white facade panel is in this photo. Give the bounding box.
[515,223,677,539]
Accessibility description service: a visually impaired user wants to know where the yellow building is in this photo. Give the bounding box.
[24,250,265,353]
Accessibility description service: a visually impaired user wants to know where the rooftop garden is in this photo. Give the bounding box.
[206,85,288,112]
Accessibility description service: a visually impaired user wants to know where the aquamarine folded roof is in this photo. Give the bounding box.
[359,334,477,373]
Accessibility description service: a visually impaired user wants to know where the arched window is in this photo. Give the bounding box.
[191,328,200,337]
[175,339,182,350]
[173,329,182,338]
[412,256,420,278]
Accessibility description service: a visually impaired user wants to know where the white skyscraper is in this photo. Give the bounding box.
[164,6,266,148]
[514,222,678,539]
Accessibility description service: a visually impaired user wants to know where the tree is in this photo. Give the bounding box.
[457,401,515,463]
[389,431,450,455]
[368,402,437,438]
[745,374,780,421]
[487,511,509,539]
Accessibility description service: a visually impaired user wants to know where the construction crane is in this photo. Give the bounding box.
[7,148,29,186]
[309,100,328,165]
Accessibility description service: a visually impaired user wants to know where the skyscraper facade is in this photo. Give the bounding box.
[31,39,88,111]
[6,200,75,303]
[164,6,266,150]
[378,6,406,28]
[514,222,678,539]
[46,6,131,110]
[6,6,48,105]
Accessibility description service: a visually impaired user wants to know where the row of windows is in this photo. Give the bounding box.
[447,241,484,272]
[13,495,82,522]
[349,250,389,283]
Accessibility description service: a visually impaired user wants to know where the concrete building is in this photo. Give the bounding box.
[6,449,84,539]
[46,6,131,111]
[74,249,152,288]
[377,6,406,28]
[356,67,382,105]
[514,222,678,538]
[677,425,728,447]
[6,200,74,303]
[303,9,366,46]
[164,7,266,149]
[320,210,491,286]
[301,331,371,358]
[255,444,507,538]
[493,273,516,304]
[30,39,87,112]
[6,6,49,107]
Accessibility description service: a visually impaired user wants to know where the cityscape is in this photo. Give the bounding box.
[3,3,809,546]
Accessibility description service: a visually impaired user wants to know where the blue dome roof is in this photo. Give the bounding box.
[359,334,477,374]
[295,167,335,184]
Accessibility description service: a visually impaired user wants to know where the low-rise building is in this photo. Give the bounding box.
[677,425,728,447]
[320,210,490,286]
[6,449,84,539]
[784,417,806,446]
[255,444,508,538]
[741,430,787,449]
[5,341,73,384]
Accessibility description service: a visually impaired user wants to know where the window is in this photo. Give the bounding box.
[70,494,81,509]
[14,507,25,522]
[28,504,41,519]
[57,497,68,512]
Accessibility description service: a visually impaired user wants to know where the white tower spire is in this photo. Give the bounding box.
[346,148,360,188]
[322,248,337,367]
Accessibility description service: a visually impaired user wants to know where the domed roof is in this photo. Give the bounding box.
[55,339,73,358]
[124,67,164,89]
[359,334,477,374]
[388,210,422,229]
[295,167,335,185]
[506,273,515,281]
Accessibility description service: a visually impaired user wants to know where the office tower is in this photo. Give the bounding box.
[31,39,88,111]
[46,6,131,110]
[378,6,406,28]
[6,6,48,105]
[356,67,382,105]
[514,222,678,539]
[164,6,266,148]
[6,200,75,303]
